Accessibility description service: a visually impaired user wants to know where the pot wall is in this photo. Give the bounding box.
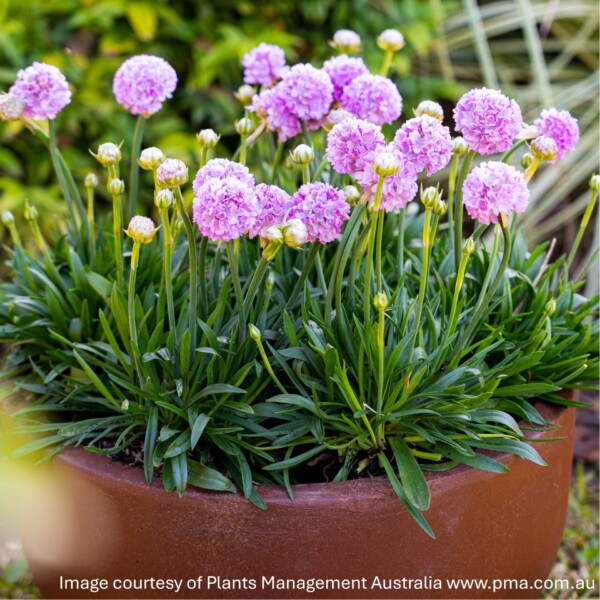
[21,402,574,599]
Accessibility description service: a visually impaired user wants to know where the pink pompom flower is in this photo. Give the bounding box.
[250,184,297,239]
[532,108,579,162]
[341,74,402,126]
[322,55,369,102]
[462,161,529,225]
[193,159,255,196]
[242,43,287,87]
[326,118,385,174]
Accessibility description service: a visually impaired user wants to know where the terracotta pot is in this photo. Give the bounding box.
[20,401,574,600]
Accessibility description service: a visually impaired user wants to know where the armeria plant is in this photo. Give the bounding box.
[0,29,598,536]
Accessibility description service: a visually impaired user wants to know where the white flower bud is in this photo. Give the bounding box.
[0,93,25,121]
[24,202,38,222]
[530,136,558,162]
[377,29,405,52]
[283,219,308,248]
[545,298,556,316]
[453,137,469,155]
[197,129,220,148]
[1,210,15,226]
[154,189,175,210]
[373,291,389,311]
[95,143,122,167]
[415,100,444,122]
[521,153,535,169]
[235,84,256,106]
[156,158,188,189]
[248,323,261,342]
[420,186,439,209]
[433,197,447,216]
[343,185,361,206]
[126,216,158,244]
[235,117,254,137]
[590,174,600,193]
[108,178,125,196]
[373,152,400,177]
[138,147,165,170]
[330,29,362,53]
[265,225,284,244]
[463,237,476,256]
[290,144,314,165]
[84,173,98,188]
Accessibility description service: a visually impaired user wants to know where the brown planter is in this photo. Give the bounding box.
[20,401,574,600]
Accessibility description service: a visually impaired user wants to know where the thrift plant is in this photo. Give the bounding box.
[1,29,598,537]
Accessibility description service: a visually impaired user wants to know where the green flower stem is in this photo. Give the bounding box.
[199,147,207,169]
[239,136,248,166]
[270,141,284,185]
[408,207,433,362]
[363,176,386,322]
[243,255,271,316]
[285,243,320,310]
[475,224,500,315]
[442,246,472,350]
[112,190,124,289]
[302,163,310,185]
[159,208,177,348]
[397,207,406,279]
[174,186,198,362]
[300,121,311,146]
[86,185,96,268]
[375,208,386,294]
[198,236,208,317]
[227,241,246,344]
[376,302,386,445]
[5,221,22,248]
[453,150,475,273]
[566,188,598,271]
[128,241,146,388]
[523,157,541,183]
[501,139,527,163]
[128,115,146,222]
[315,252,327,296]
[312,156,329,181]
[379,50,394,76]
[446,153,459,250]
[448,220,512,367]
[250,327,287,394]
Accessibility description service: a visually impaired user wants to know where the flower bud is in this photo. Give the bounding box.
[197,129,220,149]
[290,144,314,165]
[415,100,444,122]
[24,201,38,222]
[154,189,175,210]
[0,93,25,121]
[121,399,129,411]
[521,153,535,169]
[545,298,556,316]
[330,29,362,54]
[265,225,284,245]
[453,137,469,155]
[234,84,256,106]
[95,142,122,167]
[265,270,276,292]
[84,173,98,189]
[235,117,254,137]
[138,147,165,170]
[283,219,308,248]
[108,178,125,196]
[126,216,158,244]
[530,136,557,162]
[590,174,600,193]
[463,236,476,256]
[420,186,439,209]
[156,158,188,189]
[433,197,447,216]
[373,291,388,311]
[173,217,184,236]
[377,29,405,52]
[248,323,262,342]
[1,210,15,226]
[343,185,361,206]
[373,152,399,177]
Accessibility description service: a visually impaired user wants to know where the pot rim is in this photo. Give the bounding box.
[55,400,570,504]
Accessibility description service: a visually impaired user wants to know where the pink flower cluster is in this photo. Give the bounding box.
[462,162,529,225]
[9,62,71,120]
[322,55,369,102]
[532,108,579,162]
[250,184,295,239]
[341,74,402,126]
[454,88,522,155]
[113,55,177,117]
[242,43,287,87]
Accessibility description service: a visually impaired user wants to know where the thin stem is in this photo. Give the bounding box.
[270,141,284,185]
[501,139,527,163]
[174,186,198,362]
[379,50,394,76]
[198,236,208,317]
[475,225,500,315]
[302,163,310,185]
[239,137,248,166]
[252,333,287,394]
[454,151,475,273]
[397,208,406,280]
[227,241,246,344]
[566,189,598,271]
[112,191,124,289]
[86,186,96,268]
[300,121,311,146]
[376,303,386,445]
[199,147,207,169]
[407,208,433,362]
[285,243,320,310]
[375,209,386,293]
[448,221,512,366]
[314,252,327,296]
[160,208,177,348]
[446,153,459,251]
[363,176,386,322]
[243,256,271,316]
[128,242,146,388]
[128,115,146,222]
